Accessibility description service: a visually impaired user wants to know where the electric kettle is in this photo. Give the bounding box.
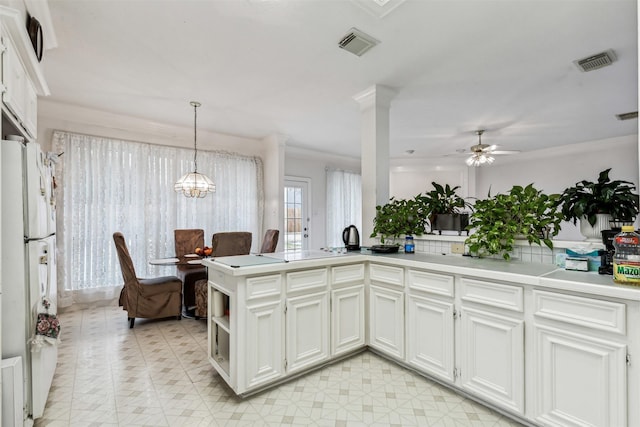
[342,225,360,251]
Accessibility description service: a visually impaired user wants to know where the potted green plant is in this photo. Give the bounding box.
[559,168,639,241]
[370,195,427,245]
[465,184,562,260]
[419,182,473,235]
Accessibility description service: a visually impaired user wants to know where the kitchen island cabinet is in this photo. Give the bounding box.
[203,252,640,426]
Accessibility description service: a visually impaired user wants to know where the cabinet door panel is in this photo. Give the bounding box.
[460,307,524,414]
[245,300,283,390]
[332,284,365,356]
[407,294,454,382]
[369,285,404,359]
[534,325,627,427]
[2,37,26,123]
[286,292,329,373]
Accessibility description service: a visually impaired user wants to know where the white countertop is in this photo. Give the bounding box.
[203,251,640,301]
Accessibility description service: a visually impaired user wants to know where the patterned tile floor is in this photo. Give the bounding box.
[35,305,525,426]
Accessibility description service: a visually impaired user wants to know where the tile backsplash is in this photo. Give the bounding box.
[409,235,601,265]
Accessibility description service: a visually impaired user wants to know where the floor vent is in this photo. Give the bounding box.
[574,49,616,72]
[616,111,638,121]
[338,28,379,57]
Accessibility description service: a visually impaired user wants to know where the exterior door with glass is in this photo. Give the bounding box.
[284,177,310,252]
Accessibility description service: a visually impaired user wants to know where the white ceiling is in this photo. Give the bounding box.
[42,0,638,160]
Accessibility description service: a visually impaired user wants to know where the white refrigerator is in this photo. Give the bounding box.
[1,139,57,424]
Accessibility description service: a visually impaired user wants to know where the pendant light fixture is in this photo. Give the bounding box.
[465,130,495,167]
[174,101,216,198]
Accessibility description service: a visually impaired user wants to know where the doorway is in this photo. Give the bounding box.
[284,177,310,252]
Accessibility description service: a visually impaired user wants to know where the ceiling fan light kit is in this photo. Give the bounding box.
[466,130,495,167]
[466,152,495,167]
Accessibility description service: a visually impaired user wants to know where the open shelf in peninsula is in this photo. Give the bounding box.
[206,279,232,382]
[212,315,230,333]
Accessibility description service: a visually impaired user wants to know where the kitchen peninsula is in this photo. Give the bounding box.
[202,251,640,427]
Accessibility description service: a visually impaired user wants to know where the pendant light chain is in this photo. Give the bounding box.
[192,101,200,173]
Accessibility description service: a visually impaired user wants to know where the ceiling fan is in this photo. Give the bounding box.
[461,130,520,167]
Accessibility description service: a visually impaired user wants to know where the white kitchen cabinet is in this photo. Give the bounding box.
[286,291,329,373]
[0,8,49,142]
[533,325,626,427]
[406,269,455,382]
[245,299,284,390]
[331,284,365,356]
[459,277,525,415]
[459,307,524,414]
[532,290,628,426]
[202,255,640,425]
[369,284,404,359]
[1,35,26,125]
[407,294,455,382]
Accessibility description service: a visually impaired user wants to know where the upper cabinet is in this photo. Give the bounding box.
[0,6,49,139]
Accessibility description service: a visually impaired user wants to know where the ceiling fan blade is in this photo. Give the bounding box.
[481,144,498,152]
[491,150,521,155]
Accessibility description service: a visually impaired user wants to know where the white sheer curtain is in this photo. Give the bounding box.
[53,130,263,307]
[326,168,362,248]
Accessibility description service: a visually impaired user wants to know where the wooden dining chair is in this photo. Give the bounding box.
[113,232,182,328]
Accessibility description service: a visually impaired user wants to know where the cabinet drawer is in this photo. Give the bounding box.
[460,278,523,312]
[370,264,404,288]
[533,290,626,335]
[287,268,328,293]
[407,269,454,297]
[332,264,364,285]
[246,274,282,300]
[209,269,226,286]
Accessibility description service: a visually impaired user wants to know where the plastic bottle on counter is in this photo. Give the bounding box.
[613,225,640,285]
[404,235,415,253]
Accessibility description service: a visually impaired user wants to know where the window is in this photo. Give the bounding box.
[53,131,263,304]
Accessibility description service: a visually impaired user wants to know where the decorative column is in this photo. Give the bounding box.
[262,133,287,250]
[353,85,396,246]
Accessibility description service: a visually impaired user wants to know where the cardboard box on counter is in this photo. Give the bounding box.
[565,248,601,272]
[565,257,589,271]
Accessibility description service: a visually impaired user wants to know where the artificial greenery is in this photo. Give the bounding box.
[370,196,427,244]
[559,168,639,226]
[465,184,562,260]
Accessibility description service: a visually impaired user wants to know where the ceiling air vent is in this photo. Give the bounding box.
[338,28,379,57]
[616,111,638,121]
[574,49,616,72]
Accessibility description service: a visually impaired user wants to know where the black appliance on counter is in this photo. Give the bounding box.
[342,225,360,251]
[599,229,619,275]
